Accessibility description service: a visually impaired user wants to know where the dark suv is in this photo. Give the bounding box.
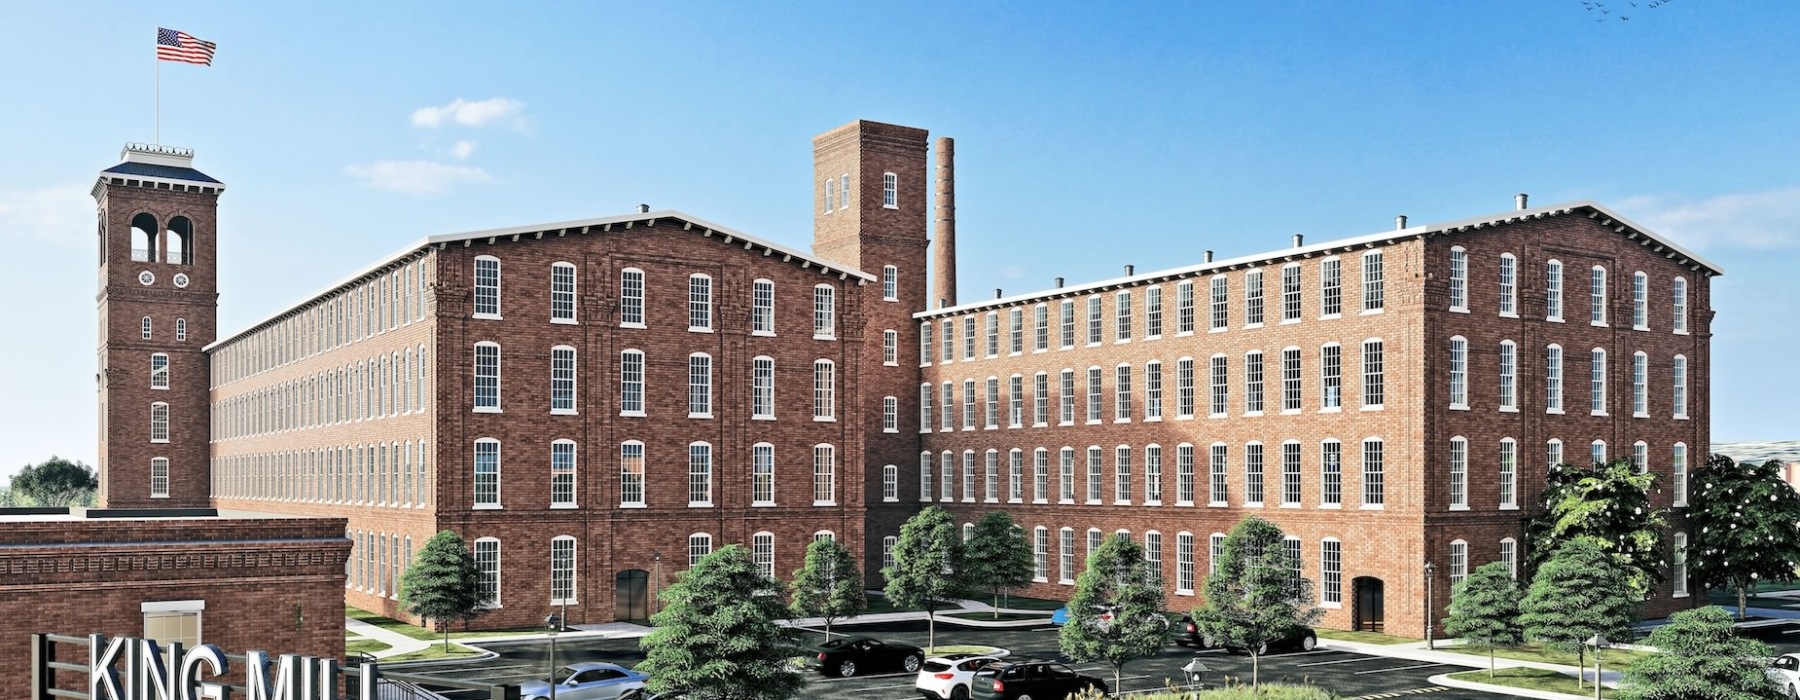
[971,659,1107,700]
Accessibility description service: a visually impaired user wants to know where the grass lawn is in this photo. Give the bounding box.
[942,611,1051,622]
[1449,667,1615,699]
[993,595,1070,611]
[382,644,486,663]
[344,639,389,656]
[346,606,553,641]
[1471,642,1654,668]
[1314,629,1419,645]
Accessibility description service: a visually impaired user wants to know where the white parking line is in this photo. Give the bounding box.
[1353,663,1448,675]
[1297,657,1380,667]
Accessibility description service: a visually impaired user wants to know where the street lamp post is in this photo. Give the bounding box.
[1182,656,1209,692]
[544,613,562,700]
[1423,561,1436,650]
[1586,634,1610,700]
[652,551,662,618]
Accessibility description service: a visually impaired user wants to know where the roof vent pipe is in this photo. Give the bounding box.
[1396,215,1408,230]
[1204,250,1214,263]
[1515,193,1529,211]
[637,203,649,213]
[1055,277,1065,288]
[939,298,948,309]
[1124,265,1135,276]
[1293,234,1304,248]
[994,288,1003,299]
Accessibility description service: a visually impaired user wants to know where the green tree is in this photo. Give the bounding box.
[397,531,490,650]
[1059,534,1167,693]
[10,457,98,507]
[1194,517,1323,688]
[962,511,1034,618]
[883,506,966,652]
[1519,539,1639,688]
[1444,562,1524,676]
[788,536,866,640]
[1618,606,1781,700]
[639,544,803,700]
[1526,457,1667,597]
[1687,454,1800,619]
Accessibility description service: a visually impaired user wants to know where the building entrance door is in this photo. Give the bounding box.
[1352,577,1385,632]
[615,569,649,622]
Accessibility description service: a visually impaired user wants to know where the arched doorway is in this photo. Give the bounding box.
[615,569,649,622]
[1352,577,1385,632]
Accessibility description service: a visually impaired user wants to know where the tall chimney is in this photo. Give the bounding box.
[1515,193,1529,211]
[931,137,957,308]
[1396,215,1408,230]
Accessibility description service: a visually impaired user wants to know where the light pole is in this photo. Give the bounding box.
[1423,561,1436,650]
[651,551,662,618]
[1182,656,1209,692]
[1586,634,1609,700]
[544,613,562,700]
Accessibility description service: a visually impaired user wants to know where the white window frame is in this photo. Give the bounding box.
[813,285,836,339]
[473,438,501,509]
[881,172,898,208]
[753,443,776,506]
[688,353,713,418]
[550,439,577,508]
[688,442,714,507]
[1448,246,1468,312]
[473,255,501,319]
[1448,336,1469,409]
[752,279,775,336]
[550,536,578,605]
[813,444,836,506]
[813,360,836,421]
[473,342,501,413]
[551,345,577,415]
[620,441,646,508]
[1498,253,1517,317]
[1498,340,1517,412]
[1632,271,1649,330]
[551,262,577,324]
[883,265,898,301]
[1499,438,1518,509]
[619,349,645,417]
[1449,436,1468,510]
[1546,259,1564,322]
[1591,265,1609,326]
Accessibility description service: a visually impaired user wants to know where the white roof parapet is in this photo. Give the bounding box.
[915,199,1721,320]
[207,209,869,351]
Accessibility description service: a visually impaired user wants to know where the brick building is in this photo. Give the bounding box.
[92,120,1716,637]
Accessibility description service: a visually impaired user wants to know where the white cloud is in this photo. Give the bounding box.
[451,140,477,160]
[345,160,491,196]
[1615,187,1800,251]
[411,97,528,131]
[0,184,91,246]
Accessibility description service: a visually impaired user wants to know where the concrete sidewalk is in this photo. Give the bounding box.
[345,617,433,659]
[1323,638,1624,688]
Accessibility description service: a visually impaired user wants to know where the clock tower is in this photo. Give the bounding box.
[94,144,224,508]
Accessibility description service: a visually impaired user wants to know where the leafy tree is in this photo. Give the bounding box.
[1059,534,1167,693]
[788,536,866,640]
[1444,562,1524,676]
[1688,454,1800,619]
[1519,539,1639,688]
[639,544,803,700]
[1618,606,1782,700]
[398,530,490,650]
[1526,457,1666,597]
[1194,516,1323,688]
[10,457,98,507]
[962,511,1034,618]
[883,506,966,652]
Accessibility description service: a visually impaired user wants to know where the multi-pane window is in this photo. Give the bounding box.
[1633,441,1649,474]
[1363,439,1385,506]
[620,441,645,506]
[1281,442,1301,506]
[1176,358,1195,418]
[1321,440,1342,506]
[150,457,169,497]
[1146,287,1163,337]
[752,532,775,579]
[1547,439,1565,470]
[1672,442,1689,506]
[1009,450,1024,502]
[964,451,977,501]
[943,382,956,431]
[1673,355,1689,418]
[963,316,976,359]
[1114,446,1132,503]
[1115,365,1133,421]
[813,360,836,420]
[687,353,713,417]
[919,452,933,502]
[1281,265,1302,321]
[1448,247,1468,311]
[1145,531,1163,571]
[814,285,836,338]
[1176,533,1196,594]
[1086,447,1104,503]
[1244,351,1265,414]
[688,442,713,506]
[1244,442,1265,505]
[1009,375,1024,427]
[1210,534,1227,574]
[1209,443,1229,506]
[1034,373,1050,425]
[473,256,500,318]
[1060,528,1076,583]
[882,172,898,207]
[1499,438,1517,508]
[1034,304,1049,351]
[1591,440,1608,466]
[813,444,836,504]
[1281,348,1302,412]
[176,318,186,342]
[985,312,1000,357]
[1033,527,1049,581]
[620,269,645,326]
[884,396,898,432]
[1673,277,1689,333]
[1448,336,1468,408]
[473,439,500,507]
[473,342,500,411]
[1086,367,1104,422]
[1144,361,1163,420]
[142,316,152,340]
[1245,270,1264,326]
[1633,272,1648,329]
[551,440,576,507]
[1362,340,1384,407]
[985,377,1000,428]
[919,321,932,365]
[1087,296,1104,345]
[620,350,645,415]
[1108,290,1130,341]
[753,280,775,334]
[1672,532,1689,596]
[941,320,954,362]
[1500,538,1518,579]
[752,357,775,419]
[1060,300,1076,348]
[883,330,898,365]
[1545,345,1563,412]
[151,353,170,389]
[961,379,976,430]
[551,537,576,604]
[1059,370,1076,424]
[1059,448,1076,504]
[1449,436,1468,509]
[1632,352,1648,416]
[883,265,898,301]
[688,534,712,567]
[1499,341,1517,410]
[1546,260,1563,321]
[1176,443,1195,505]
[749,445,776,504]
[1034,449,1050,502]
[1321,539,1342,604]
[1209,355,1229,416]
[1591,266,1608,325]
[551,262,577,322]
[825,177,837,211]
[1498,253,1516,316]
[1362,251,1384,311]
[1009,308,1024,354]
[1320,344,1343,409]
[1449,540,1468,587]
[1210,276,1229,330]
[1145,444,1164,503]
[474,539,500,607]
[551,346,576,414]
[1177,281,1196,333]
[1590,348,1608,415]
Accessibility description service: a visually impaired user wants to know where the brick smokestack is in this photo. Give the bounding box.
[931,137,957,308]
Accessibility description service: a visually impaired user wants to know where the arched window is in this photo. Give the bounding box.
[1033,527,1050,582]
[1590,265,1609,326]
[688,533,713,566]
[1632,271,1649,330]
[142,316,153,340]
[1448,336,1469,408]
[1448,436,1468,509]
[1449,540,1468,586]
[620,441,645,507]
[883,536,898,571]
[619,268,645,327]
[473,255,501,319]
[752,357,775,419]
[550,536,577,605]
[753,443,775,506]
[1632,351,1649,417]
[882,172,898,208]
[1500,537,1518,579]
[1672,532,1689,597]
[1590,348,1608,415]
[919,452,933,502]
[150,402,170,443]
[473,438,501,508]
[473,537,500,607]
[619,350,645,416]
[883,265,898,301]
[176,318,186,342]
[1545,259,1564,321]
[688,353,713,418]
[813,444,836,505]
[688,274,712,331]
[166,216,193,265]
[688,442,713,506]
[150,457,170,498]
[1498,253,1517,316]
[813,285,836,338]
[882,464,898,502]
[551,262,577,323]
[752,532,775,578]
[812,360,835,420]
[752,279,775,335]
[151,353,170,390]
[131,213,158,262]
[472,342,500,412]
[1447,246,1468,311]
[550,440,577,508]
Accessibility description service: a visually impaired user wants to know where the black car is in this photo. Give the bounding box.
[808,636,925,677]
[1224,626,1318,655]
[1171,615,1217,649]
[970,659,1107,700]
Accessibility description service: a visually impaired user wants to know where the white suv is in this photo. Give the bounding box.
[916,653,1002,700]
[1768,653,1800,699]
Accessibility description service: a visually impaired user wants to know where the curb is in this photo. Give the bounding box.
[1430,673,1593,700]
[374,646,501,669]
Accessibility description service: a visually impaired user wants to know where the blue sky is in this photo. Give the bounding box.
[3,1,1797,481]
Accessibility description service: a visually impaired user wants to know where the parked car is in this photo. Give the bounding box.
[1171,615,1217,649]
[1224,626,1318,655]
[970,659,1107,700]
[520,662,649,700]
[1768,653,1800,699]
[807,635,925,677]
[917,653,1003,700]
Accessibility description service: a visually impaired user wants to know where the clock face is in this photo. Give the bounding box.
[173,273,190,288]
[138,271,155,286]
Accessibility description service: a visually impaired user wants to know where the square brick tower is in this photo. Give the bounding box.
[810,121,932,580]
[93,144,223,508]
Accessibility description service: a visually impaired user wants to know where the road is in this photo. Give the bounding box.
[392,619,1528,700]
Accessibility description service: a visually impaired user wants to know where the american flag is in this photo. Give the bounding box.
[156,28,216,66]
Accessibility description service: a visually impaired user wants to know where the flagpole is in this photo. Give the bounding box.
[155,56,161,146]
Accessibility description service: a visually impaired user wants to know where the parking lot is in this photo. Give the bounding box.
[394,619,1516,700]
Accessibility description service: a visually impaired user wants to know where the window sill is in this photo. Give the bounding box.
[551,503,578,510]
[473,407,502,414]
[151,439,171,444]
[1591,411,1610,417]
[1245,411,1264,418]
[753,415,776,421]
[1319,406,1342,413]
[1244,323,1263,330]
[1546,408,1564,415]
[814,334,837,341]
[1280,503,1301,508]
[1059,500,1075,505]
[1033,577,1050,584]
[1280,318,1301,325]
[1633,412,1649,418]
[1033,422,1049,428]
[1008,498,1023,504]
[1113,418,1131,424]
[1114,339,1131,345]
[1672,592,1690,599]
[1060,579,1075,586]
[152,386,170,391]
[1361,309,1384,316]
[1499,406,1518,413]
[1320,503,1341,509]
[884,361,898,367]
[1060,421,1075,427]
[688,502,714,508]
[473,503,502,510]
[1500,312,1518,319]
[151,493,170,498]
[1086,420,1102,426]
[474,313,502,321]
[551,318,578,326]
[689,413,714,420]
[1208,501,1228,508]
[1113,500,1131,506]
[1209,328,1227,334]
[1450,505,1469,511]
[752,330,776,338]
[964,498,978,503]
[1146,335,1162,342]
[1280,409,1301,416]
[1033,499,1049,505]
[1144,416,1163,423]
[688,327,714,334]
[1499,504,1520,511]
[620,411,646,418]
[984,425,999,431]
[883,204,899,210]
[1033,349,1048,354]
[883,296,898,303]
[1360,504,1385,510]
[814,417,837,423]
[1674,414,1689,420]
[1633,325,1649,332]
[1361,405,1384,412]
[813,501,837,507]
[619,503,647,509]
[1674,329,1690,336]
[1449,405,1469,412]
[884,428,898,434]
[551,409,578,416]
[1321,601,1343,610]
[1592,321,1608,328]
[1320,313,1342,321]
[1450,307,1469,314]
[1244,502,1264,509]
